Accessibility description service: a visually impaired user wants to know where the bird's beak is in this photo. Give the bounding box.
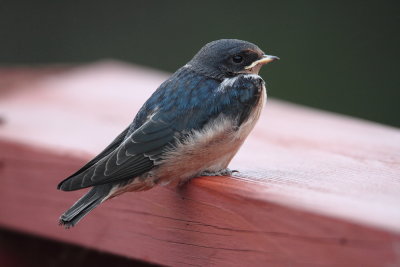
[245,55,280,70]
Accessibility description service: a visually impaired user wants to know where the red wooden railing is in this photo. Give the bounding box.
[0,61,399,266]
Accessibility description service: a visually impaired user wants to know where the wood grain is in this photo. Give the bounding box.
[0,62,399,266]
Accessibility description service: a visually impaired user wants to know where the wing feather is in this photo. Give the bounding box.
[57,126,130,190]
[58,119,176,191]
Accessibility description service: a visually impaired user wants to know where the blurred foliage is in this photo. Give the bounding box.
[0,0,399,127]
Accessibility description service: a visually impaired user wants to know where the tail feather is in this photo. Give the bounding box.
[59,184,112,228]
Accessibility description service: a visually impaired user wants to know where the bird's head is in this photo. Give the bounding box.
[188,39,279,79]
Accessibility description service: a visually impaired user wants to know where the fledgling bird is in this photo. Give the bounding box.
[58,39,279,228]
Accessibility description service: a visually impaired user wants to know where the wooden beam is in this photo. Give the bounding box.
[0,62,399,266]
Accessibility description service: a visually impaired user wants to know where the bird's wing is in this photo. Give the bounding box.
[57,126,130,189]
[57,114,176,191]
[58,71,263,191]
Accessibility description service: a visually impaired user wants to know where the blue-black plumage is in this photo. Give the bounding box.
[57,39,279,227]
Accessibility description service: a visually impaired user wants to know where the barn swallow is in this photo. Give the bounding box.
[58,39,279,228]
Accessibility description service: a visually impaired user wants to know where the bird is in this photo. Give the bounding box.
[57,39,279,228]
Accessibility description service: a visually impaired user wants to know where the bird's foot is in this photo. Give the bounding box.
[200,168,238,177]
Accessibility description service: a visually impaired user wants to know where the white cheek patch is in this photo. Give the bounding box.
[217,76,239,93]
[243,74,262,80]
[217,74,264,94]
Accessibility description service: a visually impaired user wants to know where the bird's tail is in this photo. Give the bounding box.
[59,184,112,228]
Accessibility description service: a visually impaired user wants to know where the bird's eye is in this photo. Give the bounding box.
[232,55,243,63]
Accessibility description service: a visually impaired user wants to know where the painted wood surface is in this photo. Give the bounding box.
[0,62,399,266]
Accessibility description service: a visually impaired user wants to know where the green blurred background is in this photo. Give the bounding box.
[1,0,399,127]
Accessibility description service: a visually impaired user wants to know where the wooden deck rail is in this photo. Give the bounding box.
[0,62,399,266]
